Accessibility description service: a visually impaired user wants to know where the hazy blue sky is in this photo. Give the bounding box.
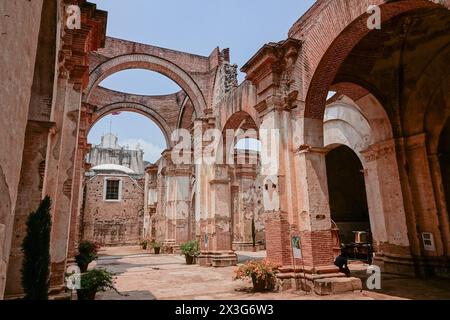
[88,0,316,162]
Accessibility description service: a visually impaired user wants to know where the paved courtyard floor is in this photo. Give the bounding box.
[93,246,450,300]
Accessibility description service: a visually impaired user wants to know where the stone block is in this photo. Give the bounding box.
[314,277,362,295]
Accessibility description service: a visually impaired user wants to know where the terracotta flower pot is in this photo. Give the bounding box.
[185,255,194,265]
[251,275,266,292]
[154,247,161,254]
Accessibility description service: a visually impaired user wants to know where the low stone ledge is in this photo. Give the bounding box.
[314,277,362,295]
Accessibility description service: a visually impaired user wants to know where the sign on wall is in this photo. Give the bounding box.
[291,236,302,259]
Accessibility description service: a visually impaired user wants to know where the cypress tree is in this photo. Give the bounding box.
[21,196,52,300]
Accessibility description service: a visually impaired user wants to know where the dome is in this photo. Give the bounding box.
[91,163,135,174]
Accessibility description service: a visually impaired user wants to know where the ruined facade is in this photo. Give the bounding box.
[87,133,146,174]
[80,133,145,246]
[82,170,144,246]
[1,0,450,299]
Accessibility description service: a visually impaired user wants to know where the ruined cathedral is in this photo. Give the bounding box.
[1,0,450,300]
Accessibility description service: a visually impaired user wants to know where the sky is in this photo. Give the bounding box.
[88,0,316,162]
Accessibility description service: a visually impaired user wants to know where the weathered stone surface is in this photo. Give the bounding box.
[314,277,362,296]
[1,0,450,300]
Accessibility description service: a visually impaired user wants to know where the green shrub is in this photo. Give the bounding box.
[80,269,116,293]
[140,240,149,249]
[180,240,200,257]
[75,241,100,272]
[77,268,120,300]
[151,241,161,249]
[21,196,52,300]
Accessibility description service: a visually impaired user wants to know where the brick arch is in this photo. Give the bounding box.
[424,78,450,154]
[329,82,394,144]
[300,0,446,122]
[88,102,172,148]
[222,111,258,133]
[177,95,196,130]
[220,111,259,163]
[85,53,207,116]
[404,45,450,138]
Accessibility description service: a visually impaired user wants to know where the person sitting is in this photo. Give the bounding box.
[334,247,351,277]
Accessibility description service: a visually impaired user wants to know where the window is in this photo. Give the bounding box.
[105,179,121,201]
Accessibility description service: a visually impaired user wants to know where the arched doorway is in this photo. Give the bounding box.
[81,111,167,246]
[326,145,372,260]
[439,119,450,224]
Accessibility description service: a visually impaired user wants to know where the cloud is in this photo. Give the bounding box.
[121,138,164,163]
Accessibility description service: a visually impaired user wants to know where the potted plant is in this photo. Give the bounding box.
[180,240,200,265]
[151,241,161,254]
[75,241,100,273]
[76,268,119,300]
[140,240,149,250]
[234,259,279,292]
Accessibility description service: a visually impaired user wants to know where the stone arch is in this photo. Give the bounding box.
[323,91,410,258]
[300,0,447,125]
[88,102,172,148]
[85,53,207,117]
[325,145,371,247]
[220,111,259,164]
[177,95,196,130]
[404,46,450,138]
[328,83,394,144]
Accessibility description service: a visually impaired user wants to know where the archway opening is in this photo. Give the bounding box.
[82,111,167,247]
[88,111,167,165]
[99,69,181,96]
[439,119,450,224]
[326,145,371,259]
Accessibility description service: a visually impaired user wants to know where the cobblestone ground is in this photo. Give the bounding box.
[93,246,450,300]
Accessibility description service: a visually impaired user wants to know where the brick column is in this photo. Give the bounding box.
[404,134,444,257]
[400,133,449,276]
[165,164,192,248]
[361,139,413,275]
[4,121,54,298]
[143,165,158,240]
[197,164,237,267]
[231,152,259,251]
[47,83,83,292]
[293,146,335,267]
[0,0,44,299]
[428,154,450,257]
[66,130,91,263]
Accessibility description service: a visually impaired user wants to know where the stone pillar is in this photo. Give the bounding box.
[197,165,237,267]
[240,38,359,292]
[66,131,91,262]
[165,164,192,247]
[143,165,159,240]
[231,152,259,251]
[0,0,44,299]
[400,133,450,275]
[4,121,54,298]
[160,151,176,247]
[47,83,83,292]
[361,139,413,274]
[428,154,450,257]
[293,146,336,268]
[155,164,167,244]
[404,134,444,257]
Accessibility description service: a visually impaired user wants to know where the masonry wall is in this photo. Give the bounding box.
[0,0,44,299]
[82,174,144,246]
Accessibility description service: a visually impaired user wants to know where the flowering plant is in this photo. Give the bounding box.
[234,259,279,291]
